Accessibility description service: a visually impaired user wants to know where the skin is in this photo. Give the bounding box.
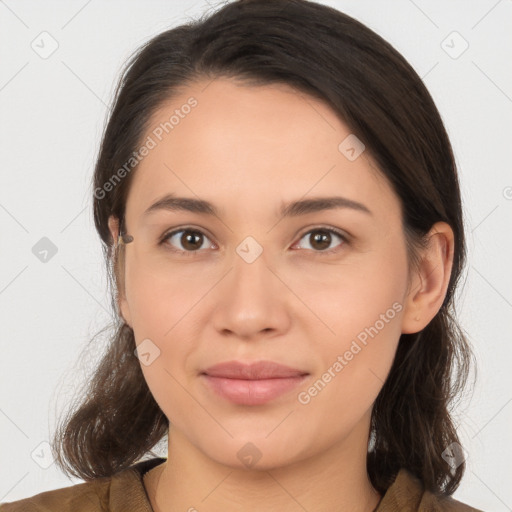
[108,77,454,512]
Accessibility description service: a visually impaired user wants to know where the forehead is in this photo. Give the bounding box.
[124,77,398,223]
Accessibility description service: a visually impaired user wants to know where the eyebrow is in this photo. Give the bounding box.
[142,193,372,219]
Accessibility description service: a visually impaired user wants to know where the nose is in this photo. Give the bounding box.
[211,244,291,340]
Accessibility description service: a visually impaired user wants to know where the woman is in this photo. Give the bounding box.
[0,0,482,510]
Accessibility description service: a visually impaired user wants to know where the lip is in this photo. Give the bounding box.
[200,360,309,405]
[202,360,308,379]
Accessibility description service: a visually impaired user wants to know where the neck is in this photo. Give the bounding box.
[146,426,380,512]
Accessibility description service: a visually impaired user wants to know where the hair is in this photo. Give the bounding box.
[51,0,474,496]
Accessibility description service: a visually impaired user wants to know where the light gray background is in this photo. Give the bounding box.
[0,0,511,510]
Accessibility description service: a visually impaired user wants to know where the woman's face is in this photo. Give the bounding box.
[113,78,415,470]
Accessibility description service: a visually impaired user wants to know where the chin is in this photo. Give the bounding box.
[197,434,311,473]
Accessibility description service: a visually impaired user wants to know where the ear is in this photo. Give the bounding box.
[108,214,120,247]
[108,215,132,328]
[401,221,455,334]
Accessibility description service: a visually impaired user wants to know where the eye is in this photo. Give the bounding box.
[160,228,216,255]
[159,226,348,256]
[292,227,348,254]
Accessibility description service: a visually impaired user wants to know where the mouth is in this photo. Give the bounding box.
[200,360,309,405]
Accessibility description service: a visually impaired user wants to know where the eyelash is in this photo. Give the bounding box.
[158,225,350,257]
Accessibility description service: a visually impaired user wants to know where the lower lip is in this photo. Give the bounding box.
[201,374,308,405]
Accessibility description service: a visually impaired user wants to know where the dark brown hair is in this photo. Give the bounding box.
[51,0,474,496]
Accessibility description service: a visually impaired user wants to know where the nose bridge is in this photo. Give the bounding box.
[212,234,288,337]
[230,234,274,299]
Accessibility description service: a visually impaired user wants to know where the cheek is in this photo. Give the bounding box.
[292,235,408,345]
[124,250,207,335]
[123,257,210,406]
[295,295,404,443]
[296,238,408,412]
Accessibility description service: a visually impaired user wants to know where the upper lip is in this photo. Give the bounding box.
[201,360,308,379]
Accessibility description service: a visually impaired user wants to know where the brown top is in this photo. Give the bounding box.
[0,457,483,511]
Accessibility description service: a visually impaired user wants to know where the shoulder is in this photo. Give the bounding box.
[377,468,485,512]
[0,477,112,512]
[0,457,165,512]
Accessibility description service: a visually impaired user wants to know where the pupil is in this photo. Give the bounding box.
[312,230,330,250]
[183,231,202,250]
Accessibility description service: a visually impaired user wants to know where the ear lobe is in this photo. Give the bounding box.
[108,215,120,246]
[107,215,132,328]
[401,222,454,334]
